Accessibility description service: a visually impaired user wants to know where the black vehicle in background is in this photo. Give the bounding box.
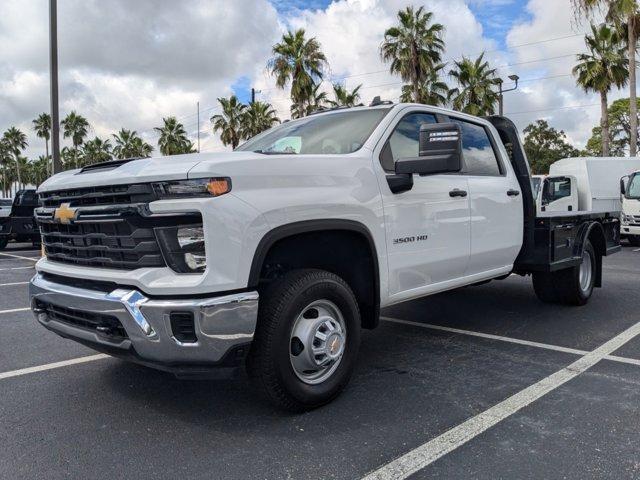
[0,190,40,250]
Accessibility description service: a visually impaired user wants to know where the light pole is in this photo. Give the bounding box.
[49,0,62,173]
[497,74,519,116]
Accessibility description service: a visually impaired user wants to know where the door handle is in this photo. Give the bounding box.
[449,189,467,198]
[507,189,520,196]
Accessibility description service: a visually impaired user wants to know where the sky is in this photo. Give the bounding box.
[0,0,628,159]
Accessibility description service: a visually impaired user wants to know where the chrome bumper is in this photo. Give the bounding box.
[29,273,258,375]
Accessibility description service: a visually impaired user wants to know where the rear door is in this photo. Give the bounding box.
[448,117,522,276]
[375,109,471,300]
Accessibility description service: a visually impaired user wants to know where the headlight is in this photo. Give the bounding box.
[152,177,231,199]
[155,224,206,273]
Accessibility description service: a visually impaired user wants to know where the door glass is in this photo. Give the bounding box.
[382,113,437,171]
[452,120,502,176]
[542,177,571,203]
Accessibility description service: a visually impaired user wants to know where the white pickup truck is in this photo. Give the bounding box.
[29,103,620,411]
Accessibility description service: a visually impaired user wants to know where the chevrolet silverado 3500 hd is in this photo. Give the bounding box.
[29,103,620,411]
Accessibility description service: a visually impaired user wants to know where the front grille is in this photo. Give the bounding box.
[39,183,157,208]
[37,184,168,270]
[36,300,128,340]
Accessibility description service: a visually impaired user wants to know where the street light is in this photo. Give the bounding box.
[49,0,61,174]
[497,74,519,116]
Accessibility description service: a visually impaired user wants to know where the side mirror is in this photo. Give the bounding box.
[395,123,462,176]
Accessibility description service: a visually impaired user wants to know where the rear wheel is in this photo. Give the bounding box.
[532,240,596,306]
[247,269,361,412]
[0,236,8,250]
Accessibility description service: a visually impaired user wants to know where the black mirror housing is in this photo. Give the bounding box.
[395,123,462,176]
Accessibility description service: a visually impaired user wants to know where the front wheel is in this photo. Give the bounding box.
[628,235,640,247]
[0,236,8,250]
[247,269,361,412]
[532,240,597,306]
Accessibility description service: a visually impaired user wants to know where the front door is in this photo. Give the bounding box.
[377,110,471,301]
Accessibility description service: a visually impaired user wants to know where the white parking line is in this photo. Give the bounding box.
[0,281,29,287]
[0,266,34,271]
[0,252,40,262]
[364,321,640,479]
[0,307,30,314]
[381,317,640,367]
[0,354,109,381]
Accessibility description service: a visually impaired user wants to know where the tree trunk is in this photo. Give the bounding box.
[629,17,637,157]
[14,154,21,188]
[45,138,50,176]
[601,91,610,157]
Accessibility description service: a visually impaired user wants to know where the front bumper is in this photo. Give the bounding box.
[29,273,259,377]
[621,224,640,236]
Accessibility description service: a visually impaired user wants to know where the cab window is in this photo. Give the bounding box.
[381,112,437,171]
[543,177,572,204]
[451,119,502,176]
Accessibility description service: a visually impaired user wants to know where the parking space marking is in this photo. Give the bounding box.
[0,307,30,314]
[0,252,40,262]
[381,317,640,367]
[0,281,29,287]
[0,354,109,381]
[381,317,588,356]
[364,321,640,480]
[0,266,34,271]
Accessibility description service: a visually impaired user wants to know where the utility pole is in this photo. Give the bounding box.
[49,0,61,174]
[251,88,255,104]
[197,101,200,153]
[497,74,519,116]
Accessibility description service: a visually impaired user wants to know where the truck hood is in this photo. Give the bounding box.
[37,152,264,193]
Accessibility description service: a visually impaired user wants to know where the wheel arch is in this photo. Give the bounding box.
[248,219,380,329]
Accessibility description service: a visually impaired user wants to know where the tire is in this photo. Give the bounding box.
[628,235,640,247]
[247,269,361,412]
[0,236,8,250]
[532,240,596,306]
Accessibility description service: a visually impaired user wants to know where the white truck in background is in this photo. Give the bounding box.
[620,171,640,246]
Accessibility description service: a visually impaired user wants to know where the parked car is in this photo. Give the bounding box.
[0,190,41,250]
[29,103,620,411]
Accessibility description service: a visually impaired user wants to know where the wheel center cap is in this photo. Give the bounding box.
[327,333,342,357]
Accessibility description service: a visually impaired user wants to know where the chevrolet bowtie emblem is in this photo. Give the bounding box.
[53,203,77,224]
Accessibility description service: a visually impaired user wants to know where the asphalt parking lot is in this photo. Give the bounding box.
[1,242,640,479]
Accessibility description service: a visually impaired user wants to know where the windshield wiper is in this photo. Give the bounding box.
[253,149,297,155]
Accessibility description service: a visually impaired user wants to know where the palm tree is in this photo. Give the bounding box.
[0,139,13,197]
[573,0,640,155]
[448,53,501,116]
[29,156,50,186]
[380,6,445,103]
[154,117,194,156]
[211,96,247,149]
[399,63,449,106]
[327,83,362,107]
[2,127,28,188]
[32,113,51,174]
[61,111,90,168]
[270,29,327,116]
[240,102,280,140]
[112,129,153,159]
[573,23,628,156]
[81,137,113,166]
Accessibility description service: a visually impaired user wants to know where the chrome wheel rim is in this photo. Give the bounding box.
[289,299,346,385]
[579,249,593,293]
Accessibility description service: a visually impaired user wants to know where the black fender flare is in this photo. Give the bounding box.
[248,219,381,325]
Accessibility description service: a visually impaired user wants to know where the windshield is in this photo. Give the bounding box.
[627,174,640,199]
[237,108,391,155]
[531,177,541,199]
